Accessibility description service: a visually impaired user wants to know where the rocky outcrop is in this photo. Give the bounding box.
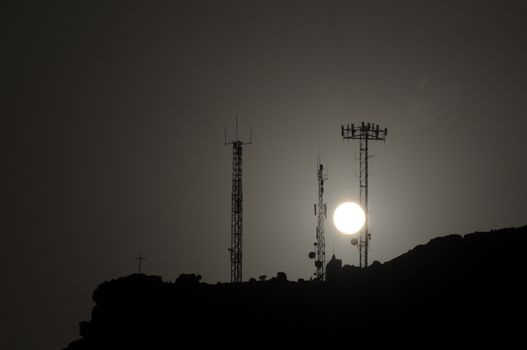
[65,226,527,349]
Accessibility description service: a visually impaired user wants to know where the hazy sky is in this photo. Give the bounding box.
[3,1,527,349]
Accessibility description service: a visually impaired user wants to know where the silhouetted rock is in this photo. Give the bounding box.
[272,271,287,282]
[369,260,381,268]
[174,273,201,285]
[64,226,527,349]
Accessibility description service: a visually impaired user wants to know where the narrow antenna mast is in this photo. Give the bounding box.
[341,122,387,267]
[309,153,328,280]
[225,116,252,283]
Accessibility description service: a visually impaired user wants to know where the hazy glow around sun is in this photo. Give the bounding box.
[333,202,365,234]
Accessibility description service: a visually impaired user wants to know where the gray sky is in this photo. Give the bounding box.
[3,1,527,349]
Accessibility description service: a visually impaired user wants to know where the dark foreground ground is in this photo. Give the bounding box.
[65,226,527,349]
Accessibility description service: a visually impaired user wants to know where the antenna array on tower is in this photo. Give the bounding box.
[341,122,387,268]
[309,155,328,280]
[225,117,252,283]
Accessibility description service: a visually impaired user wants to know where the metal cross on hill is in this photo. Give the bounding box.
[136,254,146,273]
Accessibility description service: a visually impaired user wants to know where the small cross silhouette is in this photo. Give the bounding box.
[136,254,146,273]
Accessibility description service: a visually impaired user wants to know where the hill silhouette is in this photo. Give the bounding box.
[64,226,527,349]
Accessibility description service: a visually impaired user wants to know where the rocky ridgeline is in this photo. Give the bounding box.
[65,226,527,349]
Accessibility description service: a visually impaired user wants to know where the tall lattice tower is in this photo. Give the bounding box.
[225,118,251,283]
[313,156,328,280]
[341,122,387,268]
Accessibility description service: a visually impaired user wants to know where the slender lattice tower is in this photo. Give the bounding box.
[341,122,387,268]
[225,118,251,283]
[309,155,328,280]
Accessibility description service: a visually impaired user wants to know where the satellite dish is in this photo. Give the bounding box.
[351,237,358,246]
[308,251,316,259]
[315,260,323,268]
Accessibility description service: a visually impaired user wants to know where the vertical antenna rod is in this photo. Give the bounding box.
[341,122,387,268]
[225,117,252,283]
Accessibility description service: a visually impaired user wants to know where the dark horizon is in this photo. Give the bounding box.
[3,1,527,349]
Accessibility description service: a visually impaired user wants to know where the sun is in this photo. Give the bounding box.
[333,202,365,234]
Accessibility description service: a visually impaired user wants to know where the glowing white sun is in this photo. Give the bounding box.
[333,202,365,234]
